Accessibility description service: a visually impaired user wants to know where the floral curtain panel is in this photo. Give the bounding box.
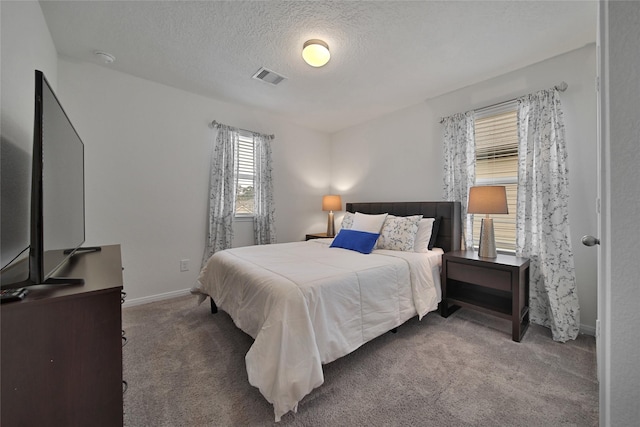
[442,112,476,250]
[253,134,276,245]
[202,124,238,267]
[516,88,580,342]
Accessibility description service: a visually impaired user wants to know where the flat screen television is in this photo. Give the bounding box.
[0,70,87,289]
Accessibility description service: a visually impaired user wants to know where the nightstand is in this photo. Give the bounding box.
[440,250,530,342]
[305,232,331,240]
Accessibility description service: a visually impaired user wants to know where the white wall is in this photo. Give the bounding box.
[0,2,332,303]
[331,45,599,332]
[607,1,640,424]
[0,1,57,143]
[55,59,331,303]
[0,1,58,266]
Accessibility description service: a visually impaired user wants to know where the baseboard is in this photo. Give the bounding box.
[580,323,596,337]
[122,288,192,308]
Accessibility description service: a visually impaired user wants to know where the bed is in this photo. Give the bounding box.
[193,201,461,421]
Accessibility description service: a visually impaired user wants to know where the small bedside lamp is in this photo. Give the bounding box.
[322,195,342,237]
[467,186,508,258]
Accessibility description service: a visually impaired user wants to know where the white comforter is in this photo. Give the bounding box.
[193,239,442,421]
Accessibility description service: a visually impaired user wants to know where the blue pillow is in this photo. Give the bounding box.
[330,229,380,254]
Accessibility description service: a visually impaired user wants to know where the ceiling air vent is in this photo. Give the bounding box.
[252,67,287,86]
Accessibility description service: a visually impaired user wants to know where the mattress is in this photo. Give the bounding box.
[193,239,443,421]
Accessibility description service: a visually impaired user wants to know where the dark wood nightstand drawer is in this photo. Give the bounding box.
[447,261,511,292]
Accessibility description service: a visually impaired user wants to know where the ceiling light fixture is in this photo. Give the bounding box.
[302,39,330,67]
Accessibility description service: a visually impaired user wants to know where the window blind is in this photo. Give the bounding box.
[235,135,255,215]
[473,109,518,251]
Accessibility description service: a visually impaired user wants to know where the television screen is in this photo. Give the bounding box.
[38,71,86,281]
[2,70,86,288]
[1,71,86,289]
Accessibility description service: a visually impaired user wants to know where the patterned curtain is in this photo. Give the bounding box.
[201,124,238,267]
[442,112,476,249]
[516,88,580,342]
[253,134,276,245]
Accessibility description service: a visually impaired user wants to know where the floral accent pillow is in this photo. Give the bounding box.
[376,215,422,251]
[340,212,355,230]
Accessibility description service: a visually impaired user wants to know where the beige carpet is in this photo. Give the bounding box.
[122,295,598,426]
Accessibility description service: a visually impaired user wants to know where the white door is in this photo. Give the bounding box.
[594,2,611,424]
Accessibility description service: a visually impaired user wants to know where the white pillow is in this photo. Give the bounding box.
[413,217,436,253]
[340,212,355,230]
[377,215,422,251]
[351,212,388,234]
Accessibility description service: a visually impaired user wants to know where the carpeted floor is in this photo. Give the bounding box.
[122,295,598,426]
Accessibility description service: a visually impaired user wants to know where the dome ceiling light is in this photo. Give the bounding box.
[302,39,330,67]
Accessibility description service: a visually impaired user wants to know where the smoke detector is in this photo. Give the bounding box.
[94,51,116,64]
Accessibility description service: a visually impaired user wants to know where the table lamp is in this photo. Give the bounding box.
[467,186,508,258]
[322,195,342,237]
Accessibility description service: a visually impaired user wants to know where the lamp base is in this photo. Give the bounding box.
[326,211,336,237]
[478,217,497,258]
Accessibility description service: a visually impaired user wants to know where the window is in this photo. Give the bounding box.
[473,107,518,252]
[235,134,255,216]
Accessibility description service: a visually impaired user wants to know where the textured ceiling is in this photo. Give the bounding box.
[40,1,597,133]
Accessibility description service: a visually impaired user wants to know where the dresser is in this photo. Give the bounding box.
[1,245,124,426]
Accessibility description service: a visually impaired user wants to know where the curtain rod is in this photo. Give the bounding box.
[209,120,275,139]
[438,81,568,124]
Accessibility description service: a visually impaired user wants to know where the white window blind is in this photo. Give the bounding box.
[473,108,518,251]
[235,135,255,216]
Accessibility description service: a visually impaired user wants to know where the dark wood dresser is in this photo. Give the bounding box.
[1,244,124,426]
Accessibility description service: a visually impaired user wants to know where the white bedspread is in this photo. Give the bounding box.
[193,239,442,421]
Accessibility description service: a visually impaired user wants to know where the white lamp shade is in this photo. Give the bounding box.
[322,194,342,211]
[302,39,330,67]
[467,186,509,214]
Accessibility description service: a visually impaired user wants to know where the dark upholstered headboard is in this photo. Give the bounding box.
[345,201,461,253]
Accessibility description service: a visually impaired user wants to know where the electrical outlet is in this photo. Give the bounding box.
[180,259,189,272]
